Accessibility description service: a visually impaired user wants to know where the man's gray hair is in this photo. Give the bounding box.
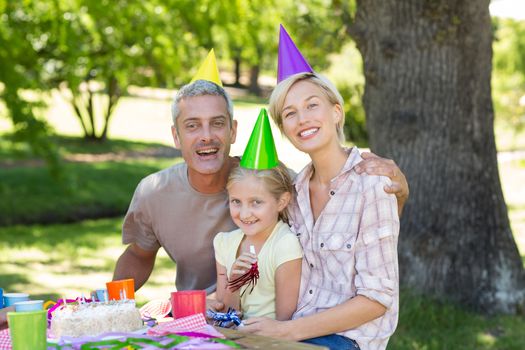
[171,80,234,127]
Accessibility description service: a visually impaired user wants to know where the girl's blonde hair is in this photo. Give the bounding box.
[227,162,293,224]
[268,72,346,142]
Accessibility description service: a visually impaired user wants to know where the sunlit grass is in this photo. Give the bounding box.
[390,291,525,350]
[0,218,174,304]
[499,159,525,261]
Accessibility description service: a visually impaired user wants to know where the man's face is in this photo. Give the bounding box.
[172,94,237,175]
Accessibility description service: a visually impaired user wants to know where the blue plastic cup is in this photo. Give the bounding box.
[14,300,43,312]
[95,288,108,302]
[0,288,3,309]
[3,293,29,307]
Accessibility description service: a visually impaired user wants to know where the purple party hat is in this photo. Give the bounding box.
[277,24,314,83]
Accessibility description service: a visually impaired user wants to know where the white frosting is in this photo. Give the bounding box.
[51,300,143,338]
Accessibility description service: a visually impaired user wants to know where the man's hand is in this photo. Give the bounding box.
[355,152,409,215]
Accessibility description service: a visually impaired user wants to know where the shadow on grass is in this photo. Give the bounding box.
[0,273,61,301]
[0,134,178,161]
[0,218,121,251]
[0,273,31,292]
[390,290,525,350]
[0,158,176,226]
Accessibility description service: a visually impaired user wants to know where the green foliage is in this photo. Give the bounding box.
[492,18,525,150]
[326,41,368,146]
[210,0,351,91]
[0,0,61,175]
[0,0,203,142]
[0,158,176,226]
[282,0,348,71]
[30,0,197,140]
[338,83,368,146]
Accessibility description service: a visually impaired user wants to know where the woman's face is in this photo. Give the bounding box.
[280,80,342,154]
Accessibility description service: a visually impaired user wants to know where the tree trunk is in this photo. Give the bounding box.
[249,64,261,96]
[234,54,241,87]
[351,0,525,314]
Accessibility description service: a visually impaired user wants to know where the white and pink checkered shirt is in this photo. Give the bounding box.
[290,147,399,350]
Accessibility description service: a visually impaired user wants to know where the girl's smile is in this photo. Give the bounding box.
[228,175,288,241]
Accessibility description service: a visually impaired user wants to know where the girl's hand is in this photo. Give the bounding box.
[230,252,257,279]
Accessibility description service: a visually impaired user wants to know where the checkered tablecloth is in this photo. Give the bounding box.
[148,313,206,335]
[0,329,11,350]
[0,328,54,350]
[0,313,219,349]
[139,299,171,319]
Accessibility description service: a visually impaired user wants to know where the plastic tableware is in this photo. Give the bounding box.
[170,290,206,319]
[3,293,29,307]
[106,279,135,300]
[139,299,171,319]
[95,288,108,302]
[7,310,47,350]
[14,300,44,312]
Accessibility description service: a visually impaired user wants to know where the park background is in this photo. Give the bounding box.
[1,0,524,348]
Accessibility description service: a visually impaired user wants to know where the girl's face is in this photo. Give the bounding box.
[228,176,289,239]
[280,80,342,154]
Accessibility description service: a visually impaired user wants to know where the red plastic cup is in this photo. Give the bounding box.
[170,290,206,318]
[106,279,135,300]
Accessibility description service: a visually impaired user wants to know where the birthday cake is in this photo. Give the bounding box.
[50,300,143,338]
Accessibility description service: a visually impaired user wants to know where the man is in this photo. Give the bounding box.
[112,78,409,294]
[113,79,239,294]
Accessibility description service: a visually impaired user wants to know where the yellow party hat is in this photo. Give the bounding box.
[190,49,223,86]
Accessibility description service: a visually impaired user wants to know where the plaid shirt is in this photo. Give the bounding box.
[290,147,399,350]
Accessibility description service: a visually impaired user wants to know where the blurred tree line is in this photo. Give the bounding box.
[1,0,524,168]
[0,0,364,161]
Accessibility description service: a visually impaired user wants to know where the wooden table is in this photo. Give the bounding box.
[217,327,328,350]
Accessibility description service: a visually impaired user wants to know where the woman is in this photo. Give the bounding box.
[241,72,400,350]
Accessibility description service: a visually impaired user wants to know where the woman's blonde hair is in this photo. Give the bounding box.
[227,162,293,224]
[268,72,346,142]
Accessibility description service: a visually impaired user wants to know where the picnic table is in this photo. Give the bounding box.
[217,327,328,350]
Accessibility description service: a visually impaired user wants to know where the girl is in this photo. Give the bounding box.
[213,162,303,321]
[242,72,400,350]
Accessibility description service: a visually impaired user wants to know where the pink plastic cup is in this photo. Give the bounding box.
[170,290,206,318]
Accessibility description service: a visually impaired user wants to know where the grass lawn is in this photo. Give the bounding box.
[0,157,177,226]
[390,292,525,349]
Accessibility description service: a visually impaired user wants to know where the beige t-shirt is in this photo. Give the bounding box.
[214,221,303,319]
[122,162,236,294]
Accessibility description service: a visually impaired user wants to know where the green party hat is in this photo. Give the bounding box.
[240,108,279,170]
